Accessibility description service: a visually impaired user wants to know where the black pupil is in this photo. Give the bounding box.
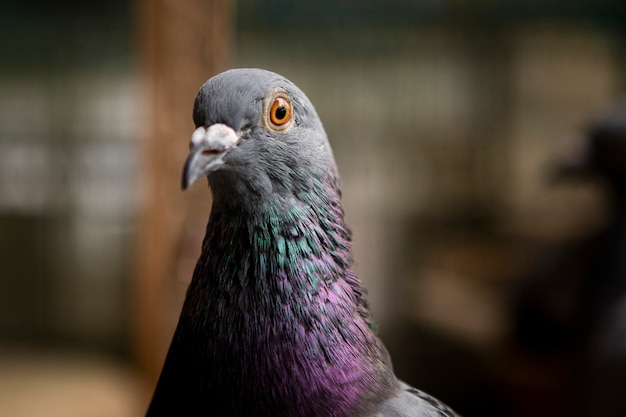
[275,106,287,120]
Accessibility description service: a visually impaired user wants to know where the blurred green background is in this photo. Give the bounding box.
[1,1,625,416]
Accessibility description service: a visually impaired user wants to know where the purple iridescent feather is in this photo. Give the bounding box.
[146,68,459,417]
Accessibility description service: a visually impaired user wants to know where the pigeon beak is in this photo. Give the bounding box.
[182,123,240,190]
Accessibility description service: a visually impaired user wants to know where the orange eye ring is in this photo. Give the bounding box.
[264,92,293,131]
[270,97,291,126]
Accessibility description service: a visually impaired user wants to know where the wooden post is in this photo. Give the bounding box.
[134,0,232,385]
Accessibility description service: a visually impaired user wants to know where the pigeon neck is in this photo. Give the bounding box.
[179,179,396,416]
[203,175,357,306]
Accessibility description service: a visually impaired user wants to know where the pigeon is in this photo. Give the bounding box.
[570,104,626,417]
[514,103,626,417]
[145,68,459,417]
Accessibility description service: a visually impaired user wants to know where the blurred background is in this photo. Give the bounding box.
[1,1,626,416]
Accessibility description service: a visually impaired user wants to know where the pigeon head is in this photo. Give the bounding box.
[182,68,335,207]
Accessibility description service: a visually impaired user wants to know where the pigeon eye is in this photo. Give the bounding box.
[265,93,293,131]
[270,97,291,126]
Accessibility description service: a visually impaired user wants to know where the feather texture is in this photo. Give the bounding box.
[146,68,459,417]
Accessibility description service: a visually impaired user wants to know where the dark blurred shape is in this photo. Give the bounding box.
[551,103,626,190]
[515,102,626,417]
[585,105,626,196]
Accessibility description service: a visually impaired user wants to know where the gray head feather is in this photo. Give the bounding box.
[184,68,337,207]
